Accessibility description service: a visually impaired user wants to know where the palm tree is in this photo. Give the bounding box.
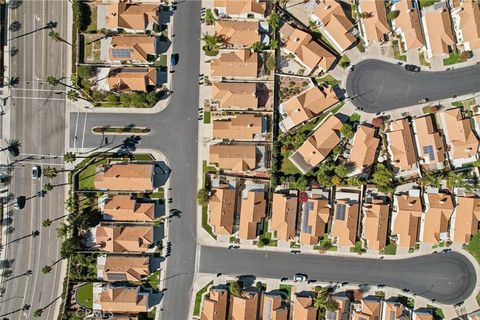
[202,33,221,52]
[48,30,61,42]
[63,152,76,163]
[42,219,52,227]
[33,308,43,317]
[43,183,54,192]
[56,223,69,238]
[46,75,60,86]
[41,265,52,274]
[3,76,19,88]
[267,12,280,31]
[43,166,58,179]
[1,138,20,152]
[67,90,80,102]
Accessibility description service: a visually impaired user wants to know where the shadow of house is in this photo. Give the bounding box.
[153,161,170,188]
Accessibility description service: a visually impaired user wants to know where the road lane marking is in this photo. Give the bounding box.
[9,96,66,101]
[81,112,88,149]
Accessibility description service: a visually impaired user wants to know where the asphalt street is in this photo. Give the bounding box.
[199,246,476,305]
[0,1,67,319]
[346,59,480,112]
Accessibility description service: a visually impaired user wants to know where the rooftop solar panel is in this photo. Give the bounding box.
[106,272,127,281]
[336,204,346,220]
[423,145,435,161]
[112,48,133,58]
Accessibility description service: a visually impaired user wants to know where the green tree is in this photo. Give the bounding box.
[372,163,394,192]
[387,10,400,20]
[130,92,146,107]
[295,176,309,191]
[119,93,132,106]
[42,219,52,227]
[46,75,60,86]
[60,237,81,259]
[251,41,265,52]
[446,171,465,190]
[43,166,58,179]
[43,182,54,192]
[105,93,120,104]
[267,12,280,31]
[63,151,76,163]
[202,33,221,52]
[340,123,354,139]
[473,159,480,167]
[42,265,52,274]
[197,188,210,206]
[228,280,242,297]
[77,65,95,79]
[48,30,61,41]
[91,90,105,101]
[331,175,342,186]
[205,9,216,25]
[33,309,43,318]
[67,90,80,102]
[146,91,158,105]
[265,54,276,71]
[269,38,279,50]
[422,173,440,188]
[57,223,69,238]
[324,298,339,312]
[334,164,348,178]
[347,176,364,186]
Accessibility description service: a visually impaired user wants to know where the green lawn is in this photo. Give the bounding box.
[338,55,351,69]
[202,160,217,187]
[451,100,464,107]
[381,243,397,255]
[427,305,445,320]
[392,40,406,61]
[350,241,366,253]
[465,231,480,264]
[76,283,93,309]
[158,54,167,67]
[419,0,438,8]
[144,189,164,200]
[257,221,277,248]
[203,111,211,124]
[419,52,431,67]
[280,151,301,175]
[477,292,480,305]
[147,270,161,290]
[85,6,97,33]
[193,281,213,316]
[279,284,293,299]
[443,52,468,66]
[202,206,217,240]
[315,75,341,87]
[350,113,361,122]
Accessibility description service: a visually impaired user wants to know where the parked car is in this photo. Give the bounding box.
[32,166,41,179]
[442,248,452,253]
[418,98,429,103]
[293,273,307,282]
[404,64,420,72]
[170,53,179,66]
[290,250,300,255]
[14,196,26,209]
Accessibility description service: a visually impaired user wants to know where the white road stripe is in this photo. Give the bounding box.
[81,112,88,149]
[10,96,66,101]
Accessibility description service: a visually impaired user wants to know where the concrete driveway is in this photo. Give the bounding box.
[346,59,480,113]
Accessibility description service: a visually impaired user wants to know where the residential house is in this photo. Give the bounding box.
[440,107,479,166]
[422,2,456,58]
[212,113,265,140]
[94,163,154,191]
[231,290,260,320]
[102,195,155,222]
[412,309,434,320]
[262,293,288,320]
[393,192,423,249]
[331,190,360,247]
[325,293,350,320]
[391,0,425,51]
[211,50,259,79]
[348,124,380,177]
[299,191,331,245]
[413,115,446,171]
[214,0,267,19]
[386,118,418,174]
[382,298,411,320]
[279,86,339,132]
[270,191,298,241]
[105,3,159,32]
[279,23,336,73]
[95,225,153,252]
[451,0,480,51]
[98,255,150,282]
[289,115,343,174]
[201,288,228,320]
[292,293,317,320]
[362,197,389,251]
[215,20,261,48]
[358,0,390,46]
[453,194,480,244]
[109,35,156,63]
[239,191,266,240]
[107,67,157,92]
[351,296,381,320]
[99,286,150,314]
[208,185,236,235]
[422,192,454,244]
[311,0,356,52]
[211,82,261,110]
[209,144,258,172]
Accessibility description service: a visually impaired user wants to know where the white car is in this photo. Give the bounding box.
[32,166,41,179]
[293,273,307,282]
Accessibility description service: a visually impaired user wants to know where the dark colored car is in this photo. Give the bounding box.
[404,64,421,72]
[170,53,179,66]
[14,196,26,210]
